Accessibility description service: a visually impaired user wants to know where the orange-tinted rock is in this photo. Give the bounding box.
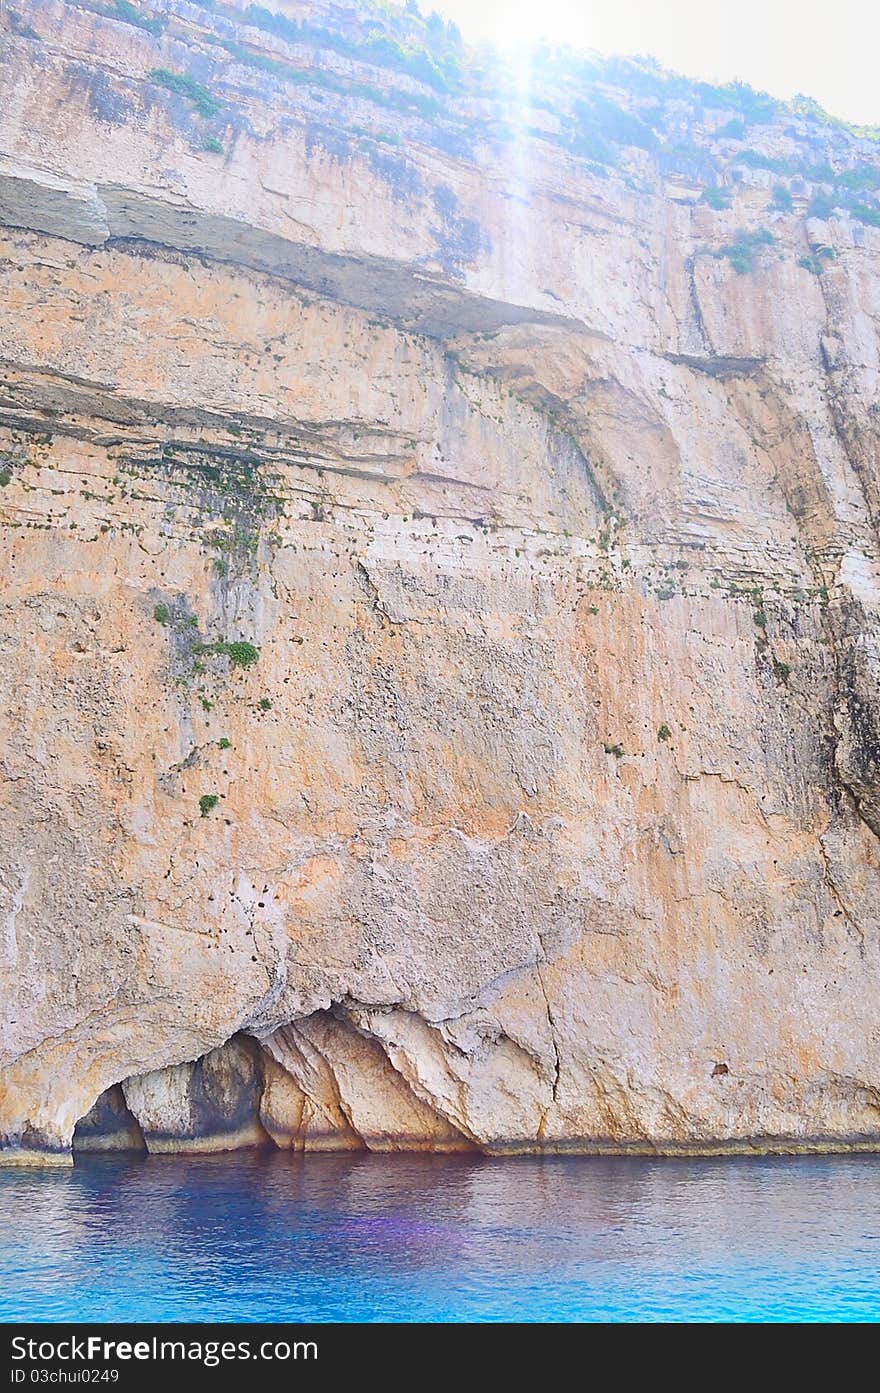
[2,0,880,1161]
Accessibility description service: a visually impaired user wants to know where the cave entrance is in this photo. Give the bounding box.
[72,1084,146,1155]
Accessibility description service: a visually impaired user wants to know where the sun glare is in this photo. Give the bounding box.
[487,0,594,53]
[429,0,880,127]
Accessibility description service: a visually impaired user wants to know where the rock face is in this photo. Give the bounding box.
[2,0,880,1162]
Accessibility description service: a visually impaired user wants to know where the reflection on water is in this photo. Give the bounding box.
[2,1151,879,1321]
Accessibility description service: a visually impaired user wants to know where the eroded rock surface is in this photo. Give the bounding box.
[121,1035,269,1152]
[2,0,880,1160]
[260,1014,473,1151]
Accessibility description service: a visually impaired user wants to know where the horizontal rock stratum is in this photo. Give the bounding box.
[2,0,880,1162]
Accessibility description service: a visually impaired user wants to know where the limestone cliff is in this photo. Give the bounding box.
[2,0,880,1162]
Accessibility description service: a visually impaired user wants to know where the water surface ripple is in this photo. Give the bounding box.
[2,1152,879,1321]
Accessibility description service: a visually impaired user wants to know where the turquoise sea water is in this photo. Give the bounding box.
[1,1151,879,1322]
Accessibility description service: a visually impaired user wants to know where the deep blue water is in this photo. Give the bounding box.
[1,1151,879,1322]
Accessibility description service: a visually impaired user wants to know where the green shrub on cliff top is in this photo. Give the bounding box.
[770,184,793,212]
[853,203,880,227]
[808,192,837,219]
[715,227,775,273]
[113,0,164,36]
[191,638,259,668]
[149,68,222,118]
[235,4,461,92]
[799,249,836,275]
[223,640,259,668]
[716,116,747,139]
[199,793,219,817]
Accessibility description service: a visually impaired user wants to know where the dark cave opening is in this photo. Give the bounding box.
[72,1083,146,1155]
